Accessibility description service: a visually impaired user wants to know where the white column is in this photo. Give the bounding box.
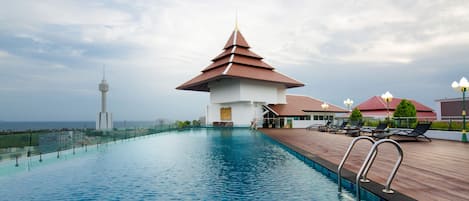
[101,92,106,113]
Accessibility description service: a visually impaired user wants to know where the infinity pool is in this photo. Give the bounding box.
[0,128,356,200]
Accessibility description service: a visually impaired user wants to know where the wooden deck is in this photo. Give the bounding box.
[260,128,469,201]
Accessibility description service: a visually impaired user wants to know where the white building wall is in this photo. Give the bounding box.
[209,79,241,103]
[292,119,333,128]
[277,87,286,104]
[206,102,264,127]
[207,79,287,127]
[239,79,285,104]
[292,120,314,128]
[289,112,339,128]
[231,102,256,126]
[206,104,220,124]
[436,101,442,120]
[209,79,286,105]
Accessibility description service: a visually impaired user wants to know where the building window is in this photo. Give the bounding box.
[313,115,319,120]
[220,107,232,121]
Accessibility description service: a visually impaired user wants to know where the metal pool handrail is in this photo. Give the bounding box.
[338,136,376,192]
[355,139,404,201]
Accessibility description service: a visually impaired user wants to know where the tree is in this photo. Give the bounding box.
[393,99,417,127]
[176,120,191,129]
[192,120,201,127]
[349,108,363,122]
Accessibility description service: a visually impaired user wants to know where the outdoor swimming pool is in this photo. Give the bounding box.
[0,128,358,200]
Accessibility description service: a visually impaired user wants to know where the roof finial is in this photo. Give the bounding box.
[102,65,106,80]
[235,10,239,31]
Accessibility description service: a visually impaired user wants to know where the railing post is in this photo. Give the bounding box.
[449,118,452,131]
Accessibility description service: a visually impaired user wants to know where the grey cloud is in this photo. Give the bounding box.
[1,0,469,121]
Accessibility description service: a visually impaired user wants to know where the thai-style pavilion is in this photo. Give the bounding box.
[177,27,306,127]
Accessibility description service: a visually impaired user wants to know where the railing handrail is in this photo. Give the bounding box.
[337,136,376,192]
[355,139,404,200]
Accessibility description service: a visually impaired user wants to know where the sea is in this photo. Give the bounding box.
[0,121,162,131]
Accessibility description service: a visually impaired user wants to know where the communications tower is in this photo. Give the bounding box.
[96,69,113,130]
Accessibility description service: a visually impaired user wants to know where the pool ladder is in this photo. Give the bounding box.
[337,136,403,201]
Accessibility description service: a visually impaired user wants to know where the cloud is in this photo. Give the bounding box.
[0,0,469,121]
[0,50,11,58]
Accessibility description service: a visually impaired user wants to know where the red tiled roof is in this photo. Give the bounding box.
[177,64,303,91]
[356,96,434,112]
[212,46,262,61]
[223,30,250,49]
[355,96,436,119]
[177,29,304,91]
[176,67,226,91]
[203,54,272,72]
[268,95,348,116]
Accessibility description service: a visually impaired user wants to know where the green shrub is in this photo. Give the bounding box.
[393,99,417,128]
[430,121,469,131]
[349,108,363,123]
[0,133,38,148]
[364,120,379,127]
[176,120,191,129]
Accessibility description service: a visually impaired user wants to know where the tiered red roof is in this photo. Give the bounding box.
[356,96,436,120]
[268,95,348,116]
[176,29,304,91]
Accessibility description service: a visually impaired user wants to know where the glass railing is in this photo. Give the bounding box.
[0,124,185,164]
[341,117,468,131]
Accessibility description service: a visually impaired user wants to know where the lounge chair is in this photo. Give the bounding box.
[374,122,432,142]
[329,121,348,134]
[361,123,388,137]
[307,121,327,130]
[318,121,332,132]
[346,121,364,136]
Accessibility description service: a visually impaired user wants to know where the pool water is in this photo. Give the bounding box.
[0,128,356,200]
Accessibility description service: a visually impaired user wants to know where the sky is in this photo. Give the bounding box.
[0,0,469,121]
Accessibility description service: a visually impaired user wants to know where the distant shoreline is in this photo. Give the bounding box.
[0,121,166,132]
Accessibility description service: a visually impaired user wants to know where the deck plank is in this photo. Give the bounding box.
[260,128,469,201]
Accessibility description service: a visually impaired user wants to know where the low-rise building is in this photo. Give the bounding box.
[265,95,348,128]
[435,97,466,120]
[355,96,436,120]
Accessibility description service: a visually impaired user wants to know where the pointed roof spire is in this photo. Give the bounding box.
[235,10,239,31]
[176,27,304,92]
[223,29,250,49]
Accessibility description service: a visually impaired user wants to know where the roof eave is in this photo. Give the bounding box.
[303,110,349,113]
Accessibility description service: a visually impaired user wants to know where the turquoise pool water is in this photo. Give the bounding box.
[0,128,356,200]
